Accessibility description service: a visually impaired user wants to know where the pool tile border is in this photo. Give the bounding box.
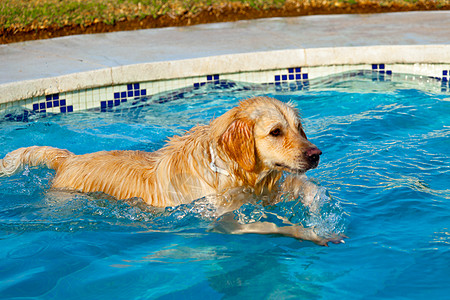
[1,45,450,119]
[1,61,450,121]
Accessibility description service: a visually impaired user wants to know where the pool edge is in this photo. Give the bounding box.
[2,44,450,105]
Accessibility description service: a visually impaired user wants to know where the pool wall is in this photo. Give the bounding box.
[1,12,450,116]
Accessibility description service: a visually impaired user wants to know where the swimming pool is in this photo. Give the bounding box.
[0,73,449,298]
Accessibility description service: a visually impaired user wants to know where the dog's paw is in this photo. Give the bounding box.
[292,226,346,246]
[314,233,348,247]
[291,226,346,246]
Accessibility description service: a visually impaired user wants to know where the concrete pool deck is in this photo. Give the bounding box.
[1,11,450,104]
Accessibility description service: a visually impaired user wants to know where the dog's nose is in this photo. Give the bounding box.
[306,147,322,164]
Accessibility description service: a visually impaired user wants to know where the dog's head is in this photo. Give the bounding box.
[215,97,321,174]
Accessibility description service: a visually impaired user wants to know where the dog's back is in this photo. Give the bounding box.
[0,126,216,207]
[52,150,158,203]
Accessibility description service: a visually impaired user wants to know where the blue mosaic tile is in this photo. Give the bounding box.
[34,93,71,114]
[193,74,225,90]
[203,74,221,82]
[441,70,450,92]
[371,64,393,81]
[442,70,449,82]
[101,83,148,112]
[273,67,309,92]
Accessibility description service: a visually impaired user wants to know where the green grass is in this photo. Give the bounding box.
[1,0,448,32]
[1,0,173,30]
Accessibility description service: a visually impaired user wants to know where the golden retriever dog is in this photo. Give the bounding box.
[0,96,345,246]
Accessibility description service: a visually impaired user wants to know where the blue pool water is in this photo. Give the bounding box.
[0,74,449,299]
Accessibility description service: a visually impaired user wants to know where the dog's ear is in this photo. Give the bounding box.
[218,118,256,172]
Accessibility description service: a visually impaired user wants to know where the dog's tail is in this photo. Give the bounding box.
[0,146,74,177]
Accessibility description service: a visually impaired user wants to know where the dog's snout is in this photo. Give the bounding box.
[305,147,322,164]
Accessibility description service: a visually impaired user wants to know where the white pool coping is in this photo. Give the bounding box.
[1,11,450,104]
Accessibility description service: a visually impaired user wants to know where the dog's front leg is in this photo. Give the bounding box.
[280,174,320,209]
[210,213,343,246]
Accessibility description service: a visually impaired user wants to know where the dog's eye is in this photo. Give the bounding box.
[270,128,282,137]
[297,124,307,138]
[299,127,307,139]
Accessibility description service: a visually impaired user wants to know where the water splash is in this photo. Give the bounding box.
[228,178,347,239]
[0,175,346,240]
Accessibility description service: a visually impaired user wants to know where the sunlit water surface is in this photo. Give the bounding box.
[0,74,449,299]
